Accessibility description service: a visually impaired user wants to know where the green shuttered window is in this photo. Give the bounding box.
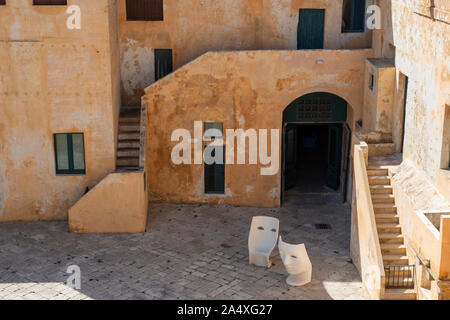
[154,49,173,81]
[33,0,67,5]
[204,145,225,194]
[126,0,164,21]
[54,133,86,175]
[298,9,325,49]
[342,0,366,33]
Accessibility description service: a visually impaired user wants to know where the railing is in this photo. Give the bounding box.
[384,265,415,289]
[353,141,386,299]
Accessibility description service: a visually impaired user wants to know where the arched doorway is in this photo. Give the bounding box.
[281,92,352,204]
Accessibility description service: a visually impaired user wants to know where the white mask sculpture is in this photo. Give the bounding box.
[248,216,279,268]
[278,236,312,286]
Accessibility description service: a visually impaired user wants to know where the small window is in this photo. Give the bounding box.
[154,49,173,81]
[33,0,67,5]
[204,146,225,194]
[369,74,374,91]
[0,1,5,6]
[54,133,86,175]
[204,122,223,140]
[126,0,163,21]
[342,0,366,33]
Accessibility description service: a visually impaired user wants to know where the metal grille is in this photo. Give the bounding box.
[384,265,415,289]
[298,98,332,120]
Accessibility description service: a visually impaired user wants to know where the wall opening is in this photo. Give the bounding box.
[281,92,351,205]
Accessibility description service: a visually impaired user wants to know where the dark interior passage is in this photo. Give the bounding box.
[296,124,332,193]
[284,123,343,195]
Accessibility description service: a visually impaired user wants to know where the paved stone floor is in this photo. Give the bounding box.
[0,192,368,300]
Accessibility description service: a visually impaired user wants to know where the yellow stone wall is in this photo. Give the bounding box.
[0,0,121,221]
[144,49,373,207]
[119,0,374,106]
[68,171,148,233]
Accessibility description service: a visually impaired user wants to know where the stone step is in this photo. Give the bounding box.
[370,185,393,194]
[118,132,140,141]
[367,168,389,176]
[379,233,404,244]
[117,157,139,167]
[116,167,140,172]
[371,194,395,203]
[368,176,391,185]
[384,268,414,278]
[119,123,140,132]
[377,223,401,233]
[119,115,140,123]
[373,203,397,214]
[385,269,413,278]
[360,132,393,144]
[120,106,141,113]
[375,214,400,224]
[117,148,139,158]
[383,255,409,265]
[383,288,416,300]
[368,143,395,157]
[117,139,140,149]
[116,166,140,172]
[381,243,406,255]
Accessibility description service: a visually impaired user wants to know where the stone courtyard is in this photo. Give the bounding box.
[0,193,367,300]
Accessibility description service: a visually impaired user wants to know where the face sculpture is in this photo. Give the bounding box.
[278,236,312,286]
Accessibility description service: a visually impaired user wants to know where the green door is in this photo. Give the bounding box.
[154,49,173,81]
[326,124,342,190]
[298,9,325,49]
[284,125,298,190]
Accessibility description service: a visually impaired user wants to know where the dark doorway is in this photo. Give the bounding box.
[281,92,350,205]
[283,123,343,194]
[401,76,409,154]
[154,49,173,81]
[298,9,325,49]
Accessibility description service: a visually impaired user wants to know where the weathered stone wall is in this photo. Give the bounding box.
[372,0,449,204]
[385,0,449,183]
[68,171,148,233]
[0,0,121,221]
[362,58,396,134]
[119,0,374,106]
[372,0,450,298]
[144,49,373,207]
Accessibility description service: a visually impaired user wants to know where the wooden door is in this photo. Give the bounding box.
[326,124,342,190]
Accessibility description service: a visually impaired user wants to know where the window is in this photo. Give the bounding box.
[342,0,366,33]
[54,133,86,175]
[369,74,374,91]
[0,1,5,6]
[154,49,173,81]
[204,122,223,140]
[33,0,67,5]
[126,0,163,21]
[204,146,225,194]
[441,105,450,169]
[204,123,224,194]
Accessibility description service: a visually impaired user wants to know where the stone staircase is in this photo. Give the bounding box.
[367,167,416,300]
[116,107,141,171]
[360,132,395,157]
